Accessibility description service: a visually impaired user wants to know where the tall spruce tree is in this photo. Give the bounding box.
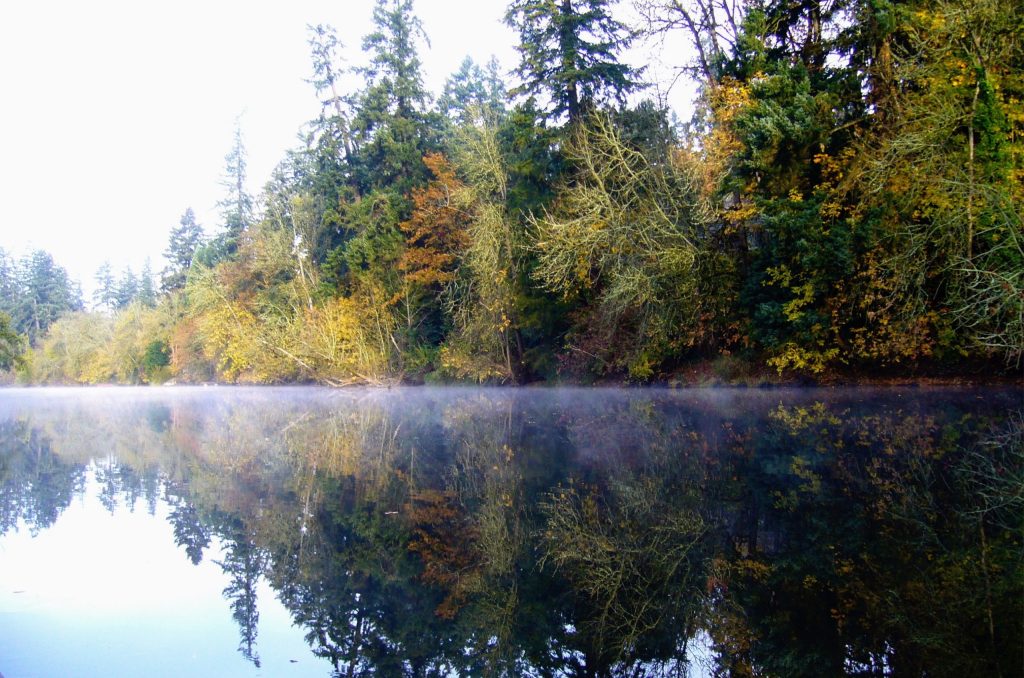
[115,267,139,309]
[303,24,359,262]
[504,0,641,123]
[307,23,355,165]
[0,311,21,370]
[93,261,117,311]
[138,259,157,307]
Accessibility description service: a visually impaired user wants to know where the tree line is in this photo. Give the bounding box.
[3,0,1021,384]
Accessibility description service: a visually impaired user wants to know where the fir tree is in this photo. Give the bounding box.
[505,0,641,123]
[163,207,205,292]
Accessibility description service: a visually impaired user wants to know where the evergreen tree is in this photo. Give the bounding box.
[350,0,437,195]
[0,249,16,314]
[15,250,83,344]
[307,23,355,165]
[115,267,139,309]
[504,0,641,123]
[163,207,205,292]
[438,56,507,125]
[93,261,117,311]
[218,122,254,255]
[303,24,359,263]
[0,312,22,370]
[138,259,157,307]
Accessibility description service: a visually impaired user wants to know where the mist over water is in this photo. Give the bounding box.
[0,386,1021,677]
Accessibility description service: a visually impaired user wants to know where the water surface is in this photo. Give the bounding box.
[0,386,1021,677]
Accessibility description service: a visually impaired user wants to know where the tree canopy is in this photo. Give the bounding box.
[4,0,1022,383]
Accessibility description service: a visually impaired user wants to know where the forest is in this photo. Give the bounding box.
[1,0,1022,385]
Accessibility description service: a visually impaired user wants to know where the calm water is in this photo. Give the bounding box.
[0,386,1020,677]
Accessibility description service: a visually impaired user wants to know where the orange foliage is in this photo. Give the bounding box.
[398,153,471,290]
[405,488,480,619]
[169,317,213,382]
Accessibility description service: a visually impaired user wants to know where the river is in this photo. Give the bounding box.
[0,386,1021,677]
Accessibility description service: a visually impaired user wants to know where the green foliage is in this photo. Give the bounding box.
[439,121,530,383]
[218,122,255,256]
[163,208,205,292]
[438,56,507,126]
[350,0,437,197]
[0,249,83,346]
[142,339,171,379]
[0,312,23,371]
[532,113,705,378]
[505,0,641,123]
[13,0,1023,384]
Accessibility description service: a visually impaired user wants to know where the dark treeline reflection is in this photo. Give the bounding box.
[0,387,1021,677]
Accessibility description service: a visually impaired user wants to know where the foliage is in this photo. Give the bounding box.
[27,312,114,384]
[394,153,471,353]
[0,312,23,371]
[163,208,205,292]
[0,249,83,346]
[217,122,255,257]
[505,0,641,123]
[532,113,705,378]
[11,0,1024,384]
[437,56,506,126]
[439,121,528,382]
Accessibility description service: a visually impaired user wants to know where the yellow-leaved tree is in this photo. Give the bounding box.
[532,113,707,379]
[439,121,526,383]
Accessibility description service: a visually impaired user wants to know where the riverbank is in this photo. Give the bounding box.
[657,356,1023,389]
[3,356,1021,389]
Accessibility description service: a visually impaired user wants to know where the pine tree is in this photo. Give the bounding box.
[307,23,355,164]
[438,56,507,125]
[16,250,83,344]
[115,267,138,309]
[0,311,21,370]
[138,259,157,307]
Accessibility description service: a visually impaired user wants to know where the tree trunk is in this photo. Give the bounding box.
[560,0,580,122]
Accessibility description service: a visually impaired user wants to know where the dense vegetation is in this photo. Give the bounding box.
[3,0,1022,385]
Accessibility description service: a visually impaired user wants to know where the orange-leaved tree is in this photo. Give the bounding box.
[395,153,472,358]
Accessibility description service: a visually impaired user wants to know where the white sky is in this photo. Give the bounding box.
[0,0,695,296]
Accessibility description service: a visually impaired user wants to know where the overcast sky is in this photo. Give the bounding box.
[0,0,694,295]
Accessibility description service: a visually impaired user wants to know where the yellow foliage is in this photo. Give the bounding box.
[767,342,840,375]
[29,312,114,384]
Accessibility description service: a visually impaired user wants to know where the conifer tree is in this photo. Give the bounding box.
[505,0,641,123]
[93,261,117,311]
[218,122,254,255]
[163,208,205,292]
[350,0,436,195]
[438,56,507,125]
[138,259,157,307]
[16,250,82,344]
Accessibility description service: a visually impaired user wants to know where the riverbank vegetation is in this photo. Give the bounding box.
[2,0,1022,385]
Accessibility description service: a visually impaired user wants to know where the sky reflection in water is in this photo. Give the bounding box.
[0,386,1020,677]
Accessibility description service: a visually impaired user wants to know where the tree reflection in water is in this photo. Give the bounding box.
[0,387,1020,677]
